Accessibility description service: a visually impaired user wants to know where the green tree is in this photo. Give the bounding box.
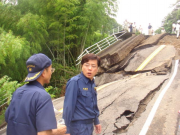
[162,0,180,33]
[155,27,162,34]
[0,3,21,32]
[16,13,48,53]
[0,28,30,81]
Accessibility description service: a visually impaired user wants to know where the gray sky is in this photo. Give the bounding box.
[116,0,177,34]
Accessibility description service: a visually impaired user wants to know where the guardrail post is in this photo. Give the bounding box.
[106,38,111,46]
[96,43,102,51]
[113,34,118,41]
[118,27,119,32]
[85,49,89,54]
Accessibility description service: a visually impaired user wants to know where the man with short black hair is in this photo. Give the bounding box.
[5,53,66,135]
[129,23,133,33]
[63,53,101,135]
[148,23,152,35]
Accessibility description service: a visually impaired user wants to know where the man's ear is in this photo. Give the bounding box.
[41,70,46,77]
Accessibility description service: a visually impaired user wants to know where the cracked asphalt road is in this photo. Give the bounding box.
[97,73,169,134]
[93,44,178,135]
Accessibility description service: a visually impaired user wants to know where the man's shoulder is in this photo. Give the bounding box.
[69,74,81,82]
[18,83,42,91]
[16,83,48,96]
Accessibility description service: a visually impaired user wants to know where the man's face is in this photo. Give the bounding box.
[82,60,98,80]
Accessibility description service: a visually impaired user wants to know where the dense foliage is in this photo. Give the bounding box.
[155,27,162,34]
[0,28,30,80]
[0,75,21,126]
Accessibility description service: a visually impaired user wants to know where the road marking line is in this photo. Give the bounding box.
[59,108,63,113]
[55,108,63,117]
[135,45,166,71]
[139,60,179,135]
[130,45,166,79]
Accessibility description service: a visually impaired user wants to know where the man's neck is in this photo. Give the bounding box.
[36,78,44,86]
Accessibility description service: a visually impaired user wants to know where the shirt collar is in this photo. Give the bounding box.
[27,80,45,90]
[80,72,94,84]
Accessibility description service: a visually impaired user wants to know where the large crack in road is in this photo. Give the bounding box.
[113,79,167,134]
[97,73,169,135]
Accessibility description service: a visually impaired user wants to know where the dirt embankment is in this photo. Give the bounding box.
[157,35,180,49]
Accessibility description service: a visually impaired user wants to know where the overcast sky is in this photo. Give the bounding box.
[116,0,177,34]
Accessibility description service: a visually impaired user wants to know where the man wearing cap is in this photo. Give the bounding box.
[63,53,101,135]
[5,53,66,135]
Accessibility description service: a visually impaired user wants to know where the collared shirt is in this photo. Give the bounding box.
[148,25,152,29]
[5,81,57,135]
[173,23,176,28]
[176,24,180,30]
[63,72,100,134]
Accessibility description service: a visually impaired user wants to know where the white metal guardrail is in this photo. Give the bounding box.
[108,26,122,36]
[0,90,10,109]
[76,26,126,65]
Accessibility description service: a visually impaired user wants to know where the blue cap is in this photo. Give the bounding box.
[25,53,52,82]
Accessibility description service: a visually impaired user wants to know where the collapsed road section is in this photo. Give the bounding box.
[95,33,174,86]
[93,33,179,134]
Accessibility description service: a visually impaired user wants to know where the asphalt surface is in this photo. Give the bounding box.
[146,60,180,135]
[97,72,169,134]
[125,45,175,72]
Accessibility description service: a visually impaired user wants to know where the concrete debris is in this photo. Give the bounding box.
[95,71,126,86]
[115,116,130,129]
[98,34,145,72]
[135,33,168,49]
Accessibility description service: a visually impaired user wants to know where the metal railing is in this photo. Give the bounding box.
[76,27,126,65]
[0,87,10,108]
[108,26,122,36]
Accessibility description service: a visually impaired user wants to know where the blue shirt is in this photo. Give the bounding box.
[5,81,57,135]
[63,72,100,133]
